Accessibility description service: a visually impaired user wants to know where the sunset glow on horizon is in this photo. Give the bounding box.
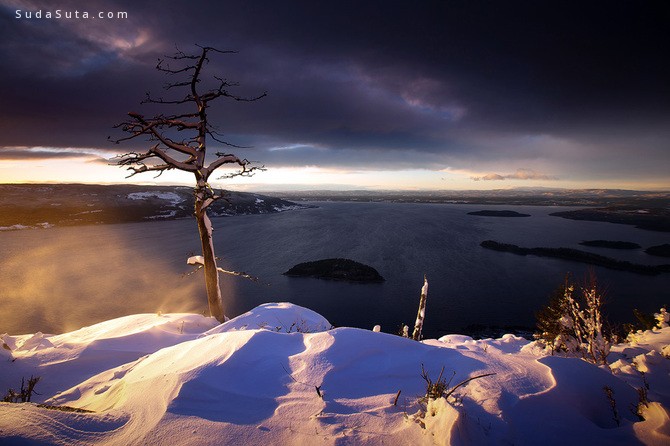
[1,150,668,192]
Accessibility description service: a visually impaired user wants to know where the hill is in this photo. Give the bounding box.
[1,303,669,445]
[0,184,307,230]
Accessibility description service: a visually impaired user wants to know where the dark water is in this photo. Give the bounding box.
[1,202,669,337]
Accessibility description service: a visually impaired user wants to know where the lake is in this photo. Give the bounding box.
[1,201,668,337]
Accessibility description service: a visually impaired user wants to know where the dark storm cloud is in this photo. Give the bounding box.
[1,0,669,181]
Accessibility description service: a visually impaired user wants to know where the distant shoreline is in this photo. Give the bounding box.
[550,208,670,232]
[467,210,531,217]
[2,184,670,232]
[0,184,308,230]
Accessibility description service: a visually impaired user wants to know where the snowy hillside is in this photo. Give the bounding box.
[0,184,307,230]
[1,303,669,445]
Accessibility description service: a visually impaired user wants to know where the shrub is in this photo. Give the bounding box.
[535,273,613,365]
[3,376,40,403]
[535,278,572,354]
[418,364,495,406]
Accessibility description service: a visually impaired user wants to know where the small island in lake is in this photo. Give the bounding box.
[645,244,670,258]
[467,210,531,217]
[283,258,385,283]
[579,240,641,250]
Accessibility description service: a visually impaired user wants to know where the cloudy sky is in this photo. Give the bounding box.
[1,0,668,190]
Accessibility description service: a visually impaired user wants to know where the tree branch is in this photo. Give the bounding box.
[218,163,266,179]
[122,112,199,156]
[112,45,265,181]
[200,81,267,104]
[444,373,497,399]
[114,151,175,178]
[207,153,248,172]
[149,145,197,171]
[142,92,195,105]
[206,128,252,149]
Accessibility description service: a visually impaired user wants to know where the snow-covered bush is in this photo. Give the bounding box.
[534,284,568,354]
[627,306,669,344]
[655,306,669,329]
[535,278,582,354]
[582,285,611,364]
[623,308,657,341]
[535,274,612,365]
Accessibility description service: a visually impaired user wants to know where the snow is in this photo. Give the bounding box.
[147,210,178,219]
[0,222,53,231]
[187,255,205,265]
[203,302,332,334]
[127,192,183,206]
[272,204,306,212]
[1,303,669,445]
[0,224,30,231]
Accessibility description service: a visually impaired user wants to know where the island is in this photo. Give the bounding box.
[550,207,670,232]
[645,244,670,258]
[467,210,531,217]
[579,240,641,249]
[283,258,385,283]
[480,240,670,275]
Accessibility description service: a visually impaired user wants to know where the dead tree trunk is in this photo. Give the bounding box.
[412,275,429,341]
[195,192,223,321]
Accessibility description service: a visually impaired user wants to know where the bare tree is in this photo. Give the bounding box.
[110,46,266,322]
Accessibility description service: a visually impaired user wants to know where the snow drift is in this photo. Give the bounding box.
[1,302,669,445]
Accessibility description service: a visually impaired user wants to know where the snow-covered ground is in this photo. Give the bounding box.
[1,303,668,445]
[126,192,184,206]
[0,222,53,231]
